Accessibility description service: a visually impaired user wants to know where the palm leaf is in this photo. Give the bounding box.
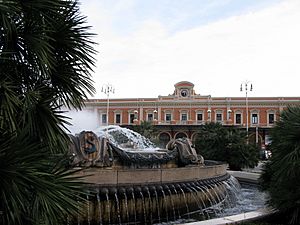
[0,0,97,224]
[0,129,87,225]
[260,106,300,224]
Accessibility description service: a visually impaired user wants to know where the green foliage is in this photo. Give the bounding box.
[260,106,300,224]
[195,122,259,170]
[0,131,87,225]
[0,0,96,224]
[0,0,96,153]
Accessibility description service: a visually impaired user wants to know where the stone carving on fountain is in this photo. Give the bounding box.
[67,127,238,225]
[69,131,113,167]
[166,138,204,166]
[109,143,178,166]
[69,130,204,168]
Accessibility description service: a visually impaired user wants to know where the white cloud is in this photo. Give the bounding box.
[82,0,300,98]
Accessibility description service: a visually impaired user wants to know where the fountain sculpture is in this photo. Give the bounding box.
[68,126,239,224]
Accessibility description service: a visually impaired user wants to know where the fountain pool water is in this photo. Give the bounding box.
[153,183,267,225]
[67,126,262,224]
[220,183,267,216]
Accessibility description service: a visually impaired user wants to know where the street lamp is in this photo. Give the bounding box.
[101,83,115,128]
[133,109,138,123]
[207,95,212,122]
[153,109,158,123]
[240,81,253,138]
[227,109,232,121]
[207,109,211,122]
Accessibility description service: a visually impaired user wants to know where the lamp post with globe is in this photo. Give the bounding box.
[240,81,253,139]
[101,84,115,129]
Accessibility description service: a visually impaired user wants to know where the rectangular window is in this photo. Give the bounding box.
[165,113,171,121]
[268,114,274,124]
[102,114,107,124]
[216,113,222,121]
[147,113,153,121]
[130,114,135,123]
[252,114,258,124]
[115,114,121,124]
[197,113,203,121]
[181,113,187,121]
[235,114,241,124]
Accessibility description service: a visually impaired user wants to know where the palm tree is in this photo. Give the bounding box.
[195,122,259,170]
[194,122,228,160]
[0,0,96,224]
[260,106,300,224]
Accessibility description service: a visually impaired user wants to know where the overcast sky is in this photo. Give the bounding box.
[80,0,300,99]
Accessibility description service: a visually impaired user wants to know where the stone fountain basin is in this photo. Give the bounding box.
[76,162,228,186]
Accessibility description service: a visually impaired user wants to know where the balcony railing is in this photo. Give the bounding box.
[108,120,276,128]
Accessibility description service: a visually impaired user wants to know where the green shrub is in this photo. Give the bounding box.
[195,122,259,170]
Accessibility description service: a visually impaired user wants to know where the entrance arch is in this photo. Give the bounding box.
[158,132,171,148]
[191,132,200,144]
[175,132,187,139]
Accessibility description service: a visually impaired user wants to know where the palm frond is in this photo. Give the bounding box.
[0,0,97,224]
[0,129,87,225]
[260,106,300,224]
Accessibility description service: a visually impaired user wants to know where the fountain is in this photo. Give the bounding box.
[68,126,240,224]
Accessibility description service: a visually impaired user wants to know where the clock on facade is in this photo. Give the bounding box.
[180,89,188,97]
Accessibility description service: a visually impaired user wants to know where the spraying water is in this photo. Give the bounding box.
[94,125,159,152]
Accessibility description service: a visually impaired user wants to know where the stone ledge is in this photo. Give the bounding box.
[77,164,228,185]
[227,170,261,184]
[185,208,273,225]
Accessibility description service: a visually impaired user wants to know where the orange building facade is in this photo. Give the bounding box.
[85,81,300,147]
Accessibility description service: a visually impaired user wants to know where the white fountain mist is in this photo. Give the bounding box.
[63,109,99,134]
